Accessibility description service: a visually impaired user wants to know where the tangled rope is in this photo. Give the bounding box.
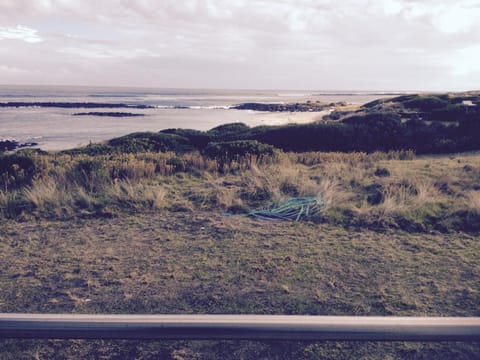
[248,196,324,221]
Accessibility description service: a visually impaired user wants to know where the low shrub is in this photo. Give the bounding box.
[207,122,252,141]
[70,159,111,193]
[0,153,37,190]
[166,156,185,172]
[252,123,354,152]
[108,132,194,153]
[402,95,449,111]
[203,140,275,165]
[343,112,404,151]
[160,129,211,149]
[61,143,113,156]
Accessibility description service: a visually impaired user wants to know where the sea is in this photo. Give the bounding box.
[0,85,403,151]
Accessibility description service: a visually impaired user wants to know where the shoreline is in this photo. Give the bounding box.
[2,109,333,152]
[0,87,385,152]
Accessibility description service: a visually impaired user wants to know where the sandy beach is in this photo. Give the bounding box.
[250,110,331,126]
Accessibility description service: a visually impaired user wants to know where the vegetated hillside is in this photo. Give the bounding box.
[50,92,480,158]
[246,92,480,154]
[2,92,479,156]
[362,92,480,119]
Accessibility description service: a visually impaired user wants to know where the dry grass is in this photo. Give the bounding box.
[315,177,348,210]
[411,177,441,206]
[2,150,480,231]
[1,212,479,359]
[0,190,19,217]
[108,180,167,210]
[290,150,415,167]
[464,190,480,212]
[23,178,67,209]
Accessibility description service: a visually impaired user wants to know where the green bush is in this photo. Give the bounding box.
[207,123,252,141]
[61,143,114,156]
[343,112,404,151]
[70,159,110,193]
[108,132,193,153]
[166,156,184,172]
[402,95,449,111]
[160,129,211,150]
[0,153,37,190]
[203,140,275,162]
[252,123,355,152]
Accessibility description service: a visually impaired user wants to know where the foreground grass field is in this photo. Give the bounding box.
[1,150,479,358]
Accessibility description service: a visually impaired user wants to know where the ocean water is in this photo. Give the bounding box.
[0,85,401,151]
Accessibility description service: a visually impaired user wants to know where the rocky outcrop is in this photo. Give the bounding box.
[0,139,38,152]
[232,101,344,112]
[73,112,145,117]
[0,102,154,109]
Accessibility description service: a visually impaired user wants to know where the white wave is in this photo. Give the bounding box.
[155,105,233,110]
[187,105,233,110]
[277,93,313,97]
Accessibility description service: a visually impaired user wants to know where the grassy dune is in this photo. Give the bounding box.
[1,149,480,358]
[2,149,480,231]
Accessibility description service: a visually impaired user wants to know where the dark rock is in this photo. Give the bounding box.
[73,112,145,117]
[0,102,154,109]
[232,102,332,112]
[0,140,19,152]
[0,140,38,153]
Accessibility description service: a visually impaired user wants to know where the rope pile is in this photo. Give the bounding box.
[248,196,324,221]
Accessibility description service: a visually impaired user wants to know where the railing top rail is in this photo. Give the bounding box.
[1,314,480,341]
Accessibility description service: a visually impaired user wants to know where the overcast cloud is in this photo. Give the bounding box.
[0,0,479,90]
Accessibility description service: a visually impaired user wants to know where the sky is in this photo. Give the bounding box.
[0,0,479,91]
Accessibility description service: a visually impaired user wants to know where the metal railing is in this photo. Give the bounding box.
[1,314,480,341]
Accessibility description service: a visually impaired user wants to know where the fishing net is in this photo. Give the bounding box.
[248,196,324,221]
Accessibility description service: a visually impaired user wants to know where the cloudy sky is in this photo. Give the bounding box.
[0,0,479,91]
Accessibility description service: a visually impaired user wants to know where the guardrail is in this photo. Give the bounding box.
[1,314,480,341]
